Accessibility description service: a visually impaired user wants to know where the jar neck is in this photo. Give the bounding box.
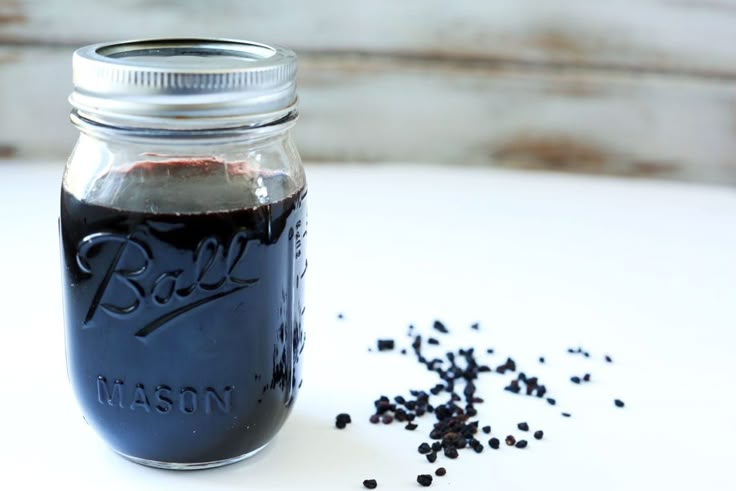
[70,109,298,145]
[64,108,305,211]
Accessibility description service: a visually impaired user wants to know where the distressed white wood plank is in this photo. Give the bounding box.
[1,0,736,76]
[301,56,736,184]
[2,48,736,185]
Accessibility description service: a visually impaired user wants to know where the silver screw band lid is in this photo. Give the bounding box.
[70,38,298,130]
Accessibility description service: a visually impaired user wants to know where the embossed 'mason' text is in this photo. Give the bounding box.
[97,376,233,415]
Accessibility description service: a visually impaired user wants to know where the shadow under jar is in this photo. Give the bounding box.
[59,39,307,470]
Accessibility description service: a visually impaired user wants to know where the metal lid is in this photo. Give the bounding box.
[70,38,298,130]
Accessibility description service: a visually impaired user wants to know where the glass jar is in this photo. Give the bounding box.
[59,39,307,470]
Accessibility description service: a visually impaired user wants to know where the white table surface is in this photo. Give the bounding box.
[0,162,734,490]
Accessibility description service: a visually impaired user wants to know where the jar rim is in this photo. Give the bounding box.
[70,38,298,130]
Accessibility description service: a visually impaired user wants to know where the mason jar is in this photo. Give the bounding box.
[59,39,307,469]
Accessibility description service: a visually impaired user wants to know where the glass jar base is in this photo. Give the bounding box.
[117,443,269,470]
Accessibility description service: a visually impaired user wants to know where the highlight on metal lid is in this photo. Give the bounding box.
[69,38,298,130]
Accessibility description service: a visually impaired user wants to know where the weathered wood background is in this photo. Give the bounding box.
[1,0,736,184]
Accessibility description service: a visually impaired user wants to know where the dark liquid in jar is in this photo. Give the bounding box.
[59,160,307,463]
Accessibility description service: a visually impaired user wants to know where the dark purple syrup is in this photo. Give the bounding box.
[60,161,307,464]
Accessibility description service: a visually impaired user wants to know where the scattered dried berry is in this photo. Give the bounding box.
[335,413,352,429]
[614,399,625,408]
[504,372,548,399]
[568,347,591,357]
[435,467,447,477]
[433,320,449,334]
[417,474,433,487]
[363,479,377,489]
[496,357,517,374]
[504,380,520,394]
[418,442,432,454]
[470,323,480,330]
[377,339,395,351]
[355,319,622,485]
[337,313,344,320]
